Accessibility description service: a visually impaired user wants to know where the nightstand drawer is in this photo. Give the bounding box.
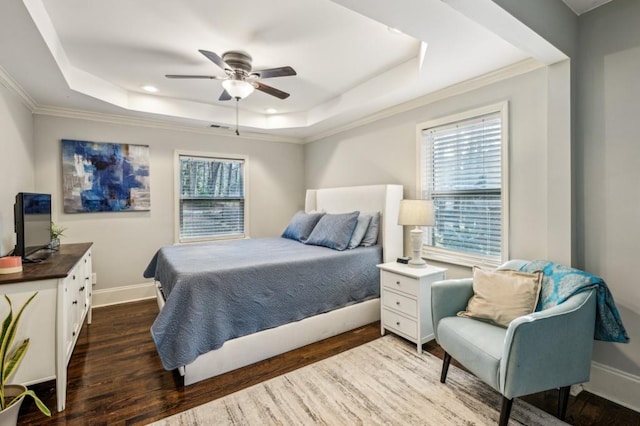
[381,271,418,296]
[382,290,417,317]
[382,309,417,339]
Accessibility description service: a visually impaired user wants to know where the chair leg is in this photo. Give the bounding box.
[440,352,451,383]
[557,386,570,420]
[499,396,513,426]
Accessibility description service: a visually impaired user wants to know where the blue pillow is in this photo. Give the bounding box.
[305,211,360,251]
[360,211,380,246]
[347,213,372,249]
[281,211,325,242]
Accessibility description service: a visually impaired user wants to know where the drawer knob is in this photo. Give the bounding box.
[396,321,401,326]
[396,281,400,285]
[396,301,400,306]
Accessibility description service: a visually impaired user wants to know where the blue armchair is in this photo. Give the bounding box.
[431,260,596,425]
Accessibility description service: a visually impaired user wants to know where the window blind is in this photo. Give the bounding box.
[179,155,245,241]
[422,112,502,260]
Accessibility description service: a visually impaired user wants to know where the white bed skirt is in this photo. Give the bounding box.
[156,281,380,385]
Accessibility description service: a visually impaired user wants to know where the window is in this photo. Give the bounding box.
[418,102,508,267]
[176,152,248,243]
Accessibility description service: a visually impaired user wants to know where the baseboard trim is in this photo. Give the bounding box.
[585,360,640,413]
[92,282,156,308]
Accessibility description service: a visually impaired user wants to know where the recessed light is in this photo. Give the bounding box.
[141,85,158,93]
[265,108,277,114]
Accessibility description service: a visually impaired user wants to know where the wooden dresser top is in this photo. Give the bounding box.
[0,242,93,285]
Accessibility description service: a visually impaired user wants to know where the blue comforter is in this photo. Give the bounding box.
[144,237,382,370]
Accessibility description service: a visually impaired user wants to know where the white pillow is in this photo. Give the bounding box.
[457,267,543,328]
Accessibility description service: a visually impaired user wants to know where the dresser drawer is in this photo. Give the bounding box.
[382,309,417,339]
[382,290,417,317]
[381,271,418,296]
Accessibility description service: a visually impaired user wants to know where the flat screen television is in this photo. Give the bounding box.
[14,192,52,260]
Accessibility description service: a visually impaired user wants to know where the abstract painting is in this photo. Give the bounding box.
[61,139,150,213]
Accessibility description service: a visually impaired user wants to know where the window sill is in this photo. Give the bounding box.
[421,247,501,269]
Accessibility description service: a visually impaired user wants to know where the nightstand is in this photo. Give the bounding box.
[377,262,447,353]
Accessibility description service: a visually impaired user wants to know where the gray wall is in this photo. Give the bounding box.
[0,82,34,256]
[305,66,556,278]
[492,0,578,57]
[33,115,305,292]
[577,0,640,377]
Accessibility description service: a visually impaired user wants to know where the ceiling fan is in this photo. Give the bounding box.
[166,50,296,101]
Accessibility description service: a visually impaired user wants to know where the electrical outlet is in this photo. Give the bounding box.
[92,272,97,285]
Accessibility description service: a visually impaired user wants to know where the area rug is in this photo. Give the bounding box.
[150,335,565,425]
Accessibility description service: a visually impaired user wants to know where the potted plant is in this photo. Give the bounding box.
[50,222,67,249]
[0,293,50,425]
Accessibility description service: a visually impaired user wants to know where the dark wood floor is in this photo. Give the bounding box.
[18,299,639,425]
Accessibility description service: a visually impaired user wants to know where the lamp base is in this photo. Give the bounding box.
[408,257,427,268]
[408,227,427,268]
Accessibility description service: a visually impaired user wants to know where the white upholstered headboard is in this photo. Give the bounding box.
[304,184,403,263]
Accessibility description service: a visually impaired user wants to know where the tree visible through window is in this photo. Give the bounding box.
[419,103,508,267]
[178,154,246,242]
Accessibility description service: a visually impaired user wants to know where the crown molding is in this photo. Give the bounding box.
[1,62,303,144]
[303,58,545,143]
[31,105,305,144]
[3,57,544,145]
[0,65,37,110]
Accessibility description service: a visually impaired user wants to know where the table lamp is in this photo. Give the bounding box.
[398,199,434,268]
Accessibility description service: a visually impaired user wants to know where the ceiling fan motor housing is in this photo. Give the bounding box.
[223,51,253,75]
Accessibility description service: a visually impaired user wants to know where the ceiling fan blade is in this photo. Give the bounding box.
[251,66,296,79]
[199,49,230,71]
[219,89,232,101]
[254,81,290,99]
[165,74,224,79]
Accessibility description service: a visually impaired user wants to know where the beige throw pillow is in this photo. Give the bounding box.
[457,267,543,328]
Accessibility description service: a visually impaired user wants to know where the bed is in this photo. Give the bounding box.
[145,184,403,385]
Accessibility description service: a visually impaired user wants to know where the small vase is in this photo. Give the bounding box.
[0,384,26,426]
[50,238,60,249]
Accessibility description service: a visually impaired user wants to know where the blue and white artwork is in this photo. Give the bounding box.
[61,139,150,213]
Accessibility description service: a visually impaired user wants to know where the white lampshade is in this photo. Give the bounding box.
[398,199,435,227]
[222,79,255,99]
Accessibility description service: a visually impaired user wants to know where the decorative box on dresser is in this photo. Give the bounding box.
[377,262,447,353]
[0,243,93,412]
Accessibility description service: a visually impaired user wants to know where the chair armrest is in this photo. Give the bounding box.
[431,278,473,342]
[499,290,597,398]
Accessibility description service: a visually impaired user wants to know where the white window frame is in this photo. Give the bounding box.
[174,150,250,244]
[416,101,509,268]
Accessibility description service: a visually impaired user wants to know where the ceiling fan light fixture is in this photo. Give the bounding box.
[222,79,255,99]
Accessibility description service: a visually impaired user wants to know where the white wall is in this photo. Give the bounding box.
[33,115,304,296]
[576,0,640,409]
[305,66,554,278]
[0,78,34,256]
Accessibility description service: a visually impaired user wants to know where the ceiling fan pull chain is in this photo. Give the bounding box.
[235,98,240,136]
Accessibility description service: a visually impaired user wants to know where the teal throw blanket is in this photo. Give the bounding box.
[520,260,629,343]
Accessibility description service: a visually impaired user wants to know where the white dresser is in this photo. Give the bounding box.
[0,243,93,412]
[377,262,446,353]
